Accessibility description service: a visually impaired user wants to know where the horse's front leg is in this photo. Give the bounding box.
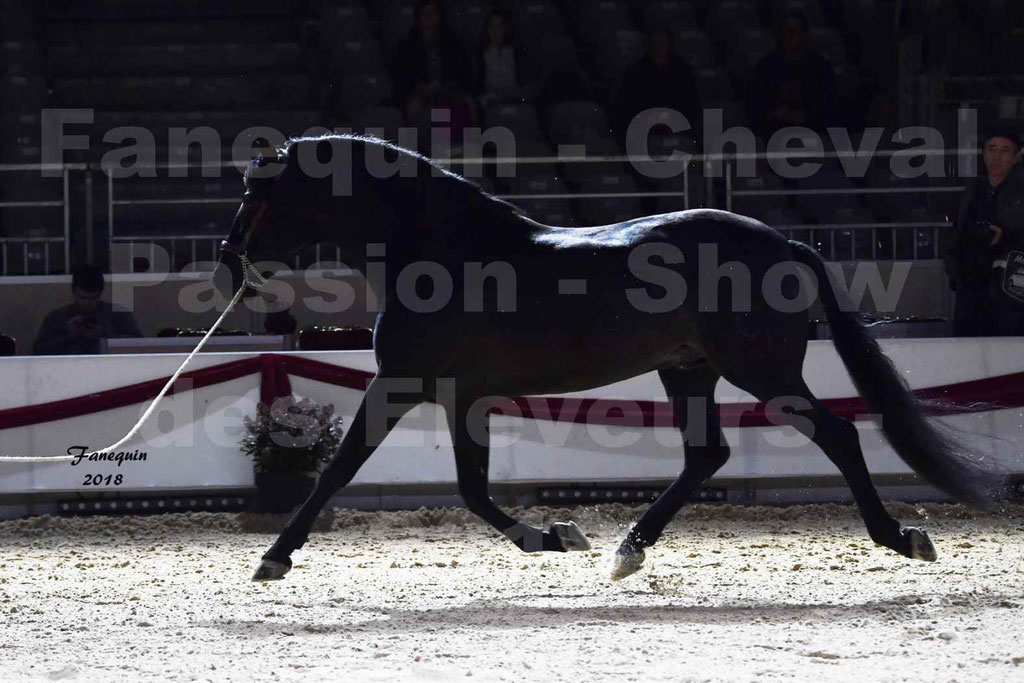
[445,396,591,553]
[253,375,423,581]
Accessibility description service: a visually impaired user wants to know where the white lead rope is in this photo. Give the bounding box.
[0,284,249,464]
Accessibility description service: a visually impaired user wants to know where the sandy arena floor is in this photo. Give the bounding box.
[1,502,1023,682]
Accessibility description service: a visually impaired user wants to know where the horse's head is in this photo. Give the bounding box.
[216,150,327,298]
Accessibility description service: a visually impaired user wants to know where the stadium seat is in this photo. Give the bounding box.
[891,205,948,260]
[828,205,877,261]
[745,205,801,230]
[492,137,557,187]
[727,28,776,75]
[707,99,748,128]
[579,0,634,44]
[509,169,564,194]
[651,170,699,214]
[645,129,700,159]
[794,161,859,223]
[547,101,612,145]
[512,196,576,226]
[0,334,15,356]
[730,172,788,216]
[328,38,386,75]
[53,75,313,110]
[443,0,492,47]
[502,1,564,38]
[695,67,734,102]
[673,29,718,69]
[46,19,301,46]
[484,102,545,142]
[773,0,825,27]
[861,164,939,222]
[337,72,395,108]
[643,1,698,32]
[508,172,575,225]
[596,29,647,84]
[48,43,305,77]
[0,41,44,76]
[319,2,375,41]
[0,75,45,111]
[0,111,41,163]
[521,33,582,82]
[578,171,642,225]
[707,1,760,43]
[561,136,624,186]
[381,1,418,53]
[348,105,406,142]
[45,0,293,20]
[809,28,846,71]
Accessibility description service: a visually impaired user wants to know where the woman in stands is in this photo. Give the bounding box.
[475,11,523,109]
[392,0,477,150]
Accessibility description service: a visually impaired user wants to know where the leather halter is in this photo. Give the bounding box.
[220,157,283,289]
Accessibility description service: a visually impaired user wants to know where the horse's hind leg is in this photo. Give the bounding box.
[445,395,591,553]
[728,373,937,563]
[612,362,728,581]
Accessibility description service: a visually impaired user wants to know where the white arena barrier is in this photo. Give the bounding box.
[0,339,1022,497]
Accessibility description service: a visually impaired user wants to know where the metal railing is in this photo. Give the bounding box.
[0,163,88,276]
[0,148,975,275]
[718,147,969,261]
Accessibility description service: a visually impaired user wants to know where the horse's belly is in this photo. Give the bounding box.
[454,312,698,396]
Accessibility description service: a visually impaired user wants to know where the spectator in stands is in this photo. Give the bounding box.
[746,11,838,141]
[392,0,476,148]
[612,29,701,145]
[33,265,142,355]
[475,11,524,109]
[945,127,1024,336]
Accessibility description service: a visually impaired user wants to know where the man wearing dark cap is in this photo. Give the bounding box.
[944,126,1024,336]
[33,264,142,355]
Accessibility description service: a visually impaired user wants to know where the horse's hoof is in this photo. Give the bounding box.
[610,548,645,582]
[903,527,937,562]
[252,558,292,582]
[551,521,592,552]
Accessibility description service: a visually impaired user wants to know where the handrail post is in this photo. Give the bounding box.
[107,171,114,272]
[683,164,690,210]
[725,160,733,212]
[62,167,70,272]
[85,168,94,266]
[705,155,714,209]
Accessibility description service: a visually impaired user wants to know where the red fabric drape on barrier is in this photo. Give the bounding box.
[0,354,1021,432]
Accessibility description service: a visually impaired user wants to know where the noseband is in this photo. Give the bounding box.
[219,239,268,289]
[221,159,280,289]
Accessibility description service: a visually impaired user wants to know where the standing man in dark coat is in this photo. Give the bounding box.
[944,127,1024,336]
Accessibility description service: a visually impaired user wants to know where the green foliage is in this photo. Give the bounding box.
[240,397,344,476]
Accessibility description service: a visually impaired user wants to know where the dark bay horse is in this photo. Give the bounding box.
[217,134,1003,583]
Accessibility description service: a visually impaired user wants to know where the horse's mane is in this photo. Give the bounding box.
[276,133,529,221]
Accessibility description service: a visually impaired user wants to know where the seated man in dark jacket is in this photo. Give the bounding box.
[944,127,1024,336]
[33,264,142,355]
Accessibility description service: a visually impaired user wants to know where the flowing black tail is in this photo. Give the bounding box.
[789,240,1006,508]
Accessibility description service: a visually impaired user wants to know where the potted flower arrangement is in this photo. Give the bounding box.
[240,396,344,513]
